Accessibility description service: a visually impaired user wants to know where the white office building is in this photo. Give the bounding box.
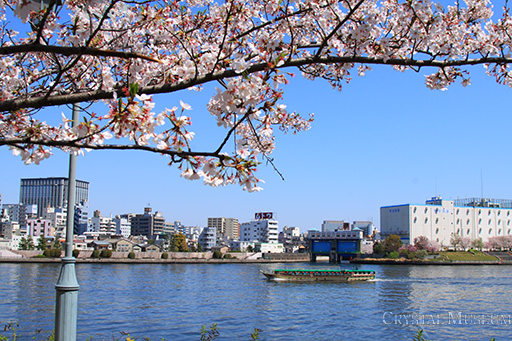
[381,197,512,246]
[43,207,67,238]
[113,216,131,238]
[90,212,117,234]
[240,219,279,243]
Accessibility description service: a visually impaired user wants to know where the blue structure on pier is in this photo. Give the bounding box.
[309,230,363,262]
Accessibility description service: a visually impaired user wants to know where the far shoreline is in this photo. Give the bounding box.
[1,256,511,265]
[351,258,508,266]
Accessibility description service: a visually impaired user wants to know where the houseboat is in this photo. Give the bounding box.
[261,268,376,282]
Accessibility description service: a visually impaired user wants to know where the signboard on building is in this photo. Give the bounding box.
[255,212,273,220]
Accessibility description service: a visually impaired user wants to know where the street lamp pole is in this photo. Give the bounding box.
[55,103,80,341]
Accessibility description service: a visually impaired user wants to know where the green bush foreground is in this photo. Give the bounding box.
[1,323,500,341]
[0,323,261,341]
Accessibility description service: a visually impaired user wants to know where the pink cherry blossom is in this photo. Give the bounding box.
[1,0,512,190]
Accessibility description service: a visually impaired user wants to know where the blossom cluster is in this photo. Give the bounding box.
[0,0,511,189]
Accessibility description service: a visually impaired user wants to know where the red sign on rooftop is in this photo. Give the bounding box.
[255,212,273,220]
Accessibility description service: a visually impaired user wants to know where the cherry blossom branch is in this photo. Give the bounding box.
[0,55,510,112]
[315,0,367,57]
[0,137,229,161]
[0,44,161,63]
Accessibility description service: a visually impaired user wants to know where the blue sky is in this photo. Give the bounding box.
[1,63,511,232]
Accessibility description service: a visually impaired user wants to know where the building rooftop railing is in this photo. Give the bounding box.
[453,198,512,209]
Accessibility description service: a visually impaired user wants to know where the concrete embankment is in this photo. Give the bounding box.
[0,251,311,264]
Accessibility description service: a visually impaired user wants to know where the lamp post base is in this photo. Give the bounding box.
[55,257,80,341]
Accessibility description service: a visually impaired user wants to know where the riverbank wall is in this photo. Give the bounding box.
[0,250,311,264]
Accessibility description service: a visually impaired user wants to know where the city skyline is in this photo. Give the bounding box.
[2,67,511,231]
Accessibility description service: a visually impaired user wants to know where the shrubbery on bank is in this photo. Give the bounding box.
[42,249,61,258]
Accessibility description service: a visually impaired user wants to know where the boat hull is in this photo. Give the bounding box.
[261,269,375,282]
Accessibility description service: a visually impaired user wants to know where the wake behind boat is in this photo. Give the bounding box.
[261,268,376,282]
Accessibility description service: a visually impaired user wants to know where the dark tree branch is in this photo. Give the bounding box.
[0,137,229,160]
[315,0,367,57]
[0,44,161,63]
[0,55,510,112]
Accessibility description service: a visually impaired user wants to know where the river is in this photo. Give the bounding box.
[1,262,511,340]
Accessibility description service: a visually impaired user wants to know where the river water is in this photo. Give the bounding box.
[1,262,511,340]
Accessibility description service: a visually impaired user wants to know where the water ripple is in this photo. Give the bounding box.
[1,263,512,340]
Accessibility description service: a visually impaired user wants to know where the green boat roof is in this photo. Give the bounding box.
[274,269,375,273]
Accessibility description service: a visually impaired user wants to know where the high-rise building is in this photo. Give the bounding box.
[19,177,89,217]
[207,217,239,240]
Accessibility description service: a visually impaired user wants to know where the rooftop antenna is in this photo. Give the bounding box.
[480,169,484,199]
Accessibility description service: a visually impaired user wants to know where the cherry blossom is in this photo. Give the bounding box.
[1,0,512,189]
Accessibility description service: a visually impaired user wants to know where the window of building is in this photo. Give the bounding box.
[467,228,471,235]
[457,209,460,215]
[499,229,502,235]
[435,218,439,224]
[489,228,493,234]
[478,210,482,215]
[489,219,492,225]
[413,217,417,223]
[413,207,417,213]
[425,217,428,224]
[478,218,482,225]
[425,208,428,214]
[479,228,482,234]
[467,209,470,215]
[456,218,460,224]
[457,228,460,234]
[488,210,492,216]
[467,219,470,225]
[436,228,439,234]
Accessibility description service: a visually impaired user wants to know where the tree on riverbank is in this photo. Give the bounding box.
[169,233,189,252]
[18,236,35,250]
[383,234,403,255]
[2,0,512,190]
[36,235,48,251]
